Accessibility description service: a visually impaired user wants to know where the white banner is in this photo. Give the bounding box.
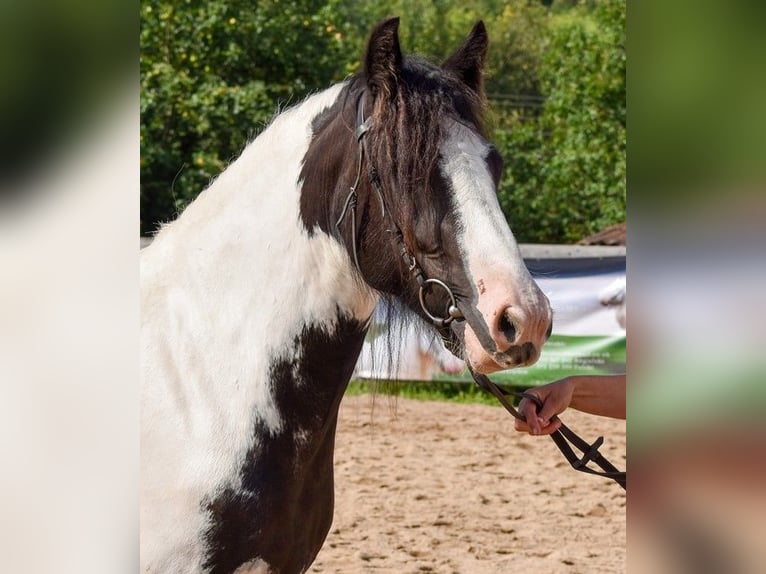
[354,253,626,385]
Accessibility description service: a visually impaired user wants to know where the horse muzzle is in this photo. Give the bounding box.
[451,290,552,374]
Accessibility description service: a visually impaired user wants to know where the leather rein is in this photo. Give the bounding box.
[337,91,626,490]
[471,371,626,489]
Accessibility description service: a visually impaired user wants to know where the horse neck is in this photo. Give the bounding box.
[142,83,377,424]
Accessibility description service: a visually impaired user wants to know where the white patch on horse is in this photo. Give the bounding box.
[140,82,377,573]
[439,121,529,289]
[440,120,550,370]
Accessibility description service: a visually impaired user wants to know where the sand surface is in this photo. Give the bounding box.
[309,395,626,574]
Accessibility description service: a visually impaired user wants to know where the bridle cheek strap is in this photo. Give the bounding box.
[337,90,464,330]
[334,95,383,272]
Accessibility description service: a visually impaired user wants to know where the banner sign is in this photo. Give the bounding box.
[353,251,626,388]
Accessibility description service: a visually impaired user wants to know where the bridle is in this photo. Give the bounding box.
[336,92,464,330]
[336,90,626,491]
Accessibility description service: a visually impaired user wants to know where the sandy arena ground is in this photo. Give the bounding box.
[309,395,626,574]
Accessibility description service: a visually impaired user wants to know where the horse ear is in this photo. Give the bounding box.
[443,21,488,96]
[364,17,403,100]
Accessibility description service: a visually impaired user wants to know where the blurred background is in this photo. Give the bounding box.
[1,0,765,572]
[629,2,766,572]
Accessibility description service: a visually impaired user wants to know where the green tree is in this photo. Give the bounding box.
[140,0,355,234]
[140,0,626,243]
[497,0,625,243]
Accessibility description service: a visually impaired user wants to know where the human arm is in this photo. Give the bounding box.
[514,373,626,435]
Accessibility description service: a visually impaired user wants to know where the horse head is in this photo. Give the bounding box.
[302,17,552,374]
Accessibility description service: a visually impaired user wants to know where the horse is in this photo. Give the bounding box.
[141,17,552,574]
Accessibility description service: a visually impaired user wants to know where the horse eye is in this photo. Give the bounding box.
[421,247,445,259]
[411,233,442,258]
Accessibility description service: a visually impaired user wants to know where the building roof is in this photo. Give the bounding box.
[578,223,626,246]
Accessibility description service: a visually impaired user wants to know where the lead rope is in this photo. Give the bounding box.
[470,369,626,490]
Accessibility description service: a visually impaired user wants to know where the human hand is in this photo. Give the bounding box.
[514,377,575,435]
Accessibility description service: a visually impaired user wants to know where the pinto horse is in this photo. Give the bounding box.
[141,18,552,574]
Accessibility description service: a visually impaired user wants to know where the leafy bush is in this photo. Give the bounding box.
[497,0,626,243]
[140,0,355,234]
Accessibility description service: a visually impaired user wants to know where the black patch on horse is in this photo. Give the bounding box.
[201,315,368,574]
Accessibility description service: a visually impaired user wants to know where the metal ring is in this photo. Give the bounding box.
[418,278,463,327]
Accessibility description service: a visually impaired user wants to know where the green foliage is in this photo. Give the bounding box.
[140,0,358,233]
[140,0,626,243]
[497,0,626,243]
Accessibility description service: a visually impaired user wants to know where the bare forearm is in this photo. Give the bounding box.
[567,374,626,419]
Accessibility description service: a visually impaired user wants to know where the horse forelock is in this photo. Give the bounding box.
[365,56,485,252]
[299,54,485,245]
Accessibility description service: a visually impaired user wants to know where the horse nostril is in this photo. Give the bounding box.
[545,320,553,340]
[498,311,517,344]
